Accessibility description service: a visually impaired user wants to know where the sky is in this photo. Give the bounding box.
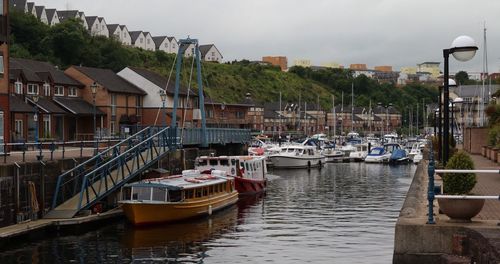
[33,0,500,73]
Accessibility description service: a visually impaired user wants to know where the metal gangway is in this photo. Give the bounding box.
[45,126,178,219]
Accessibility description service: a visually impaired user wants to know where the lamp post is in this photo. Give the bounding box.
[443,36,478,165]
[434,108,439,137]
[33,94,39,145]
[90,82,98,153]
[159,89,167,128]
[450,97,463,144]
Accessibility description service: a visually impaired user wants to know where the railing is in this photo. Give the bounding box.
[181,127,251,145]
[50,126,163,210]
[426,146,500,224]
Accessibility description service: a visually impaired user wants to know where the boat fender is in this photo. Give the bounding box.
[307,161,311,168]
[208,205,212,215]
[231,168,236,175]
[318,160,322,169]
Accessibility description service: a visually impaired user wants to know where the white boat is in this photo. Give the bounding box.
[322,147,345,162]
[269,145,325,169]
[364,147,391,163]
[349,143,369,162]
[408,142,425,161]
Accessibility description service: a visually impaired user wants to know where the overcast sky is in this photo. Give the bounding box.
[34,0,500,73]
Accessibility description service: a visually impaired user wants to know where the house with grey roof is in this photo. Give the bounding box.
[142,32,155,51]
[199,44,223,62]
[9,0,28,13]
[107,24,121,40]
[27,2,36,16]
[117,25,131,45]
[86,16,108,37]
[152,36,178,54]
[117,67,197,126]
[34,6,48,24]
[57,10,88,28]
[97,17,109,37]
[450,84,500,127]
[130,31,146,49]
[45,9,59,26]
[65,66,146,136]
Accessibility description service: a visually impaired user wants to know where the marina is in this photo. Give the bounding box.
[0,162,415,263]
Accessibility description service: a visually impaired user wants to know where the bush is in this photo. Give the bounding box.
[443,151,476,194]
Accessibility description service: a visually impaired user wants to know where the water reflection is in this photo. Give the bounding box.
[0,163,413,264]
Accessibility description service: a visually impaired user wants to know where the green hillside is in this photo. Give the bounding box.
[9,10,438,118]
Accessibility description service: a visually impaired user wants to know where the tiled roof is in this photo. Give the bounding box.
[26,96,67,114]
[27,2,35,13]
[9,0,27,12]
[72,66,145,95]
[45,8,57,23]
[85,16,98,27]
[34,6,45,19]
[57,10,79,22]
[54,97,105,115]
[10,58,82,86]
[107,24,119,34]
[129,31,143,43]
[127,67,195,96]
[10,95,33,113]
[152,36,167,48]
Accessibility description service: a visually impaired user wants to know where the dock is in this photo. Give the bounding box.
[393,154,500,263]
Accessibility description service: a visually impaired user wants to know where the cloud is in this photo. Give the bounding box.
[34,0,500,72]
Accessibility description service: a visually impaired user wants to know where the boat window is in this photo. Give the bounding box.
[223,182,227,191]
[168,190,182,202]
[196,188,203,198]
[152,188,166,201]
[231,159,236,166]
[209,159,218,166]
[220,159,229,166]
[245,162,250,171]
[122,187,131,200]
[131,187,151,201]
[185,189,194,199]
[209,185,214,194]
[371,148,383,155]
[203,187,208,196]
[197,159,207,166]
[253,163,256,171]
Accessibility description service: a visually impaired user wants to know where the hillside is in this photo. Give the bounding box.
[9,10,438,115]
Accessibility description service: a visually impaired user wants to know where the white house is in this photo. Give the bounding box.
[57,10,88,28]
[152,36,178,54]
[45,9,59,26]
[180,43,196,57]
[34,6,48,24]
[107,24,121,41]
[27,2,36,17]
[142,32,156,51]
[119,25,132,46]
[86,16,99,35]
[97,17,109,37]
[130,31,146,49]
[199,44,223,62]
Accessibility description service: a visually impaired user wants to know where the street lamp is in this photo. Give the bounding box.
[90,82,98,153]
[451,97,464,143]
[443,36,478,165]
[159,89,167,128]
[438,79,456,161]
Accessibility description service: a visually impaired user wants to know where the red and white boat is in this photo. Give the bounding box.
[195,155,267,195]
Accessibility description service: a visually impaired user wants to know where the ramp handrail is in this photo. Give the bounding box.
[76,126,177,211]
[51,126,153,209]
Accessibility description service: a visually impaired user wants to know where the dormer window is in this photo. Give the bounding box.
[15,81,23,94]
[27,84,39,95]
[68,87,77,97]
[43,83,51,96]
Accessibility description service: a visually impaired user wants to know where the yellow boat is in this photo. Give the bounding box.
[119,170,238,225]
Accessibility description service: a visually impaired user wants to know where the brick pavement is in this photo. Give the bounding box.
[469,154,500,220]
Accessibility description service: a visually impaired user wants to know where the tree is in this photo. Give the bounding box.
[44,19,89,66]
[455,71,469,85]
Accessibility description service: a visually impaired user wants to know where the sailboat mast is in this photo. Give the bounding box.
[351,82,354,133]
[416,103,419,136]
[481,22,488,127]
[332,95,336,139]
[341,91,344,135]
[369,100,372,135]
[279,91,282,139]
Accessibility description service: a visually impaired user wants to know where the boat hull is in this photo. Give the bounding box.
[269,155,324,168]
[235,177,267,195]
[120,192,239,225]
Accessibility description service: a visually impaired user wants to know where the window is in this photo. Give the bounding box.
[15,81,23,94]
[123,32,126,38]
[54,86,64,96]
[140,37,143,44]
[236,112,245,119]
[147,38,150,44]
[164,43,168,48]
[110,121,115,135]
[43,83,50,96]
[211,51,215,56]
[111,94,117,116]
[68,87,77,97]
[207,109,213,118]
[95,23,98,29]
[27,84,38,95]
[43,115,50,138]
[15,120,23,139]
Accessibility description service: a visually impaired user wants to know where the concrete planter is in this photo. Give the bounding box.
[493,148,499,162]
[481,146,487,157]
[438,198,485,222]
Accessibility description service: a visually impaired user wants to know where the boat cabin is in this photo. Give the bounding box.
[195,156,267,180]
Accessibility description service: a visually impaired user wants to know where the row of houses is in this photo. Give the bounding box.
[6,57,404,143]
[9,0,224,62]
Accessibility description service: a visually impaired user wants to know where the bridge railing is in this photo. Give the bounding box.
[181,128,251,145]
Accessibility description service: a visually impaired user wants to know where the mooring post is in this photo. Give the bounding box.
[427,145,436,224]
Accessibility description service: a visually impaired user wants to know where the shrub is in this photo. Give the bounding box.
[443,151,476,194]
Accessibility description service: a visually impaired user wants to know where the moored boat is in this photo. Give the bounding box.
[269,145,324,169]
[364,147,391,163]
[195,155,267,195]
[119,169,238,225]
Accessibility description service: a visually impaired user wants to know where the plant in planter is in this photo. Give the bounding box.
[438,151,484,222]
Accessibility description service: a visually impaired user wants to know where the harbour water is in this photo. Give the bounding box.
[0,163,415,263]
